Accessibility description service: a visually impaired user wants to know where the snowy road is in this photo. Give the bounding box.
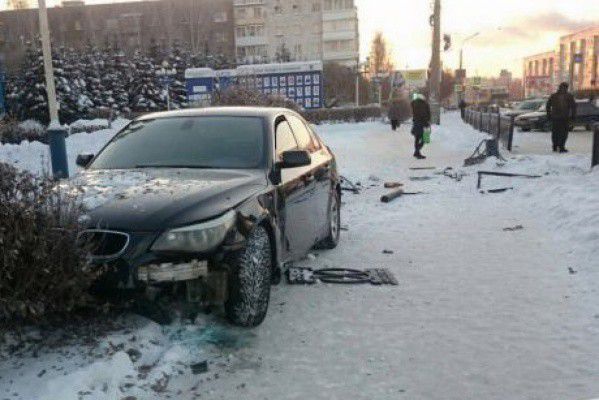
[1,112,598,400]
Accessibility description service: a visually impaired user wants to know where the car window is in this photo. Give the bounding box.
[287,115,321,152]
[275,120,298,158]
[89,116,265,170]
[577,103,597,116]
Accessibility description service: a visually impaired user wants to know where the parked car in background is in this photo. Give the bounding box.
[515,100,599,132]
[73,107,341,327]
[502,98,546,118]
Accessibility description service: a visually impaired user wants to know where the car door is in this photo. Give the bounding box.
[286,114,333,240]
[275,117,318,259]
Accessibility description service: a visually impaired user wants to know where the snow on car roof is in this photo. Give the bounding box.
[137,107,295,121]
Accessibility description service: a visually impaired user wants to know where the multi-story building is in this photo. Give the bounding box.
[557,26,599,92]
[233,0,359,66]
[522,26,599,97]
[232,0,269,64]
[0,0,235,71]
[0,0,360,71]
[321,0,359,67]
[523,51,557,98]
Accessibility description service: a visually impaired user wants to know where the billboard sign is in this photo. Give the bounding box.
[185,61,324,109]
[399,69,427,89]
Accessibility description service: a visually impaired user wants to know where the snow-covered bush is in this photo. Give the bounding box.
[212,86,302,112]
[0,163,100,324]
[304,105,382,124]
[0,118,47,144]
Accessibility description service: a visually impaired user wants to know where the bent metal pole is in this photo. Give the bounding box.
[38,0,69,178]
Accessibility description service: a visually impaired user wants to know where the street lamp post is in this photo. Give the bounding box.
[429,0,442,125]
[38,0,69,178]
[458,32,480,103]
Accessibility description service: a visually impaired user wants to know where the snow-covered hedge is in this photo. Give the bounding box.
[212,85,302,112]
[0,118,46,144]
[304,105,382,124]
[0,163,100,324]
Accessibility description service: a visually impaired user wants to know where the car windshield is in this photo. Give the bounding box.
[89,116,266,170]
[518,101,543,110]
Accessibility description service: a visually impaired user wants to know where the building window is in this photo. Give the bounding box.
[213,11,228,23]
[312,2,320,12]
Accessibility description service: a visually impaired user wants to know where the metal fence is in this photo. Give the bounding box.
[593,124,599,169]
[464,109,515,152]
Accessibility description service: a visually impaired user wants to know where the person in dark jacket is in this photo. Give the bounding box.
[388,99,402,131]
[546,82,576,153]
[411,94,431,159]
[459,99,467,119]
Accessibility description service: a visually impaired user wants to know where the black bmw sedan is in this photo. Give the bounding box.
[74,107,341,327]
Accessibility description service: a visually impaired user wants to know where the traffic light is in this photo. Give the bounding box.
[443,34,452,51]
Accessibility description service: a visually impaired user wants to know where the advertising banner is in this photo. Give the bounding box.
[185,61,324,109]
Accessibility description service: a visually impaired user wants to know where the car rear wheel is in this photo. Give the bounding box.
[225,226,271,327]
[317,189,341,250]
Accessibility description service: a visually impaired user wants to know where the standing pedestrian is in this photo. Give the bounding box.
[411,93,431,159]
[546,82,576,153]
[459,99,467,120]
[388,99,402,131]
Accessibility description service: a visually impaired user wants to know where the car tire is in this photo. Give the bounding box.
[317,189,341,250]
[225,226,271,327]
[521,127,531,132]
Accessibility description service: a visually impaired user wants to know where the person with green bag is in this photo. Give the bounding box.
[410,93,431,159]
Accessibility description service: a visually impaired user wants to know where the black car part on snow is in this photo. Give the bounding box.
[286,267,398,286]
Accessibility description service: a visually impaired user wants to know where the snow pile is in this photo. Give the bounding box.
[0,118,128,175]
[68,118,111,133]
[43,351,136,400]
[18,119,45,137]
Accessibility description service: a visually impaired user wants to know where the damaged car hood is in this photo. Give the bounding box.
[69,168,267,231]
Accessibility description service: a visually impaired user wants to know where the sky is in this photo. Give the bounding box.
[356,0,599,78]
[3,0,598,78]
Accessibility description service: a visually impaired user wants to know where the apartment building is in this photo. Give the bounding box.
[557,26,599,92]
[523,51,557,98]
[321,0,359,67]
[0,0,235,70]
[522,26,599,97]
[233,0,359,66]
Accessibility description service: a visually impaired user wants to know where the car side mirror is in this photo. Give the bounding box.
[280,150,311,169]
[76,153,94,168]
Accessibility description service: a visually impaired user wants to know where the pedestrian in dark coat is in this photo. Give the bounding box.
[459,99,467,119]
[388,100,402,131]
[546,82,576,153]
[411,94,431,159]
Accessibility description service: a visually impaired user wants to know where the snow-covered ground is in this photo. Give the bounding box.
[1,112,598,400]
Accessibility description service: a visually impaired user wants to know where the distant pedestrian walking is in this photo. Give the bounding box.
[411,94,431,159]
[546,82,576,153]
[388,99,402,131]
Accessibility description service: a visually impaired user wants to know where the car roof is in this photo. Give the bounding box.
[137,106,297,121]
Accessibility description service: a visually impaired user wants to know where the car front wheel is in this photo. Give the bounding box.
[317,189,341,250]
[225,226,272,327]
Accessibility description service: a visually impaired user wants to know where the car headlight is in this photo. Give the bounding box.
[151,210,236,252]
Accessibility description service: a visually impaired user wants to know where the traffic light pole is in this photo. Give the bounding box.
[38,0,69,178]
[430,0,442,125]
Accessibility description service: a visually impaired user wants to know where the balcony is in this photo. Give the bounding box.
[235,35,268,47]
[323,30,356,41]
[323,8,357,21]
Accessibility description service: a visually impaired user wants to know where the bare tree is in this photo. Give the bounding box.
[368,31,394,76]
[8,0,31,9]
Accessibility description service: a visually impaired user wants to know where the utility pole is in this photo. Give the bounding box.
[38,0,69,178]
[429,0,441,125]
